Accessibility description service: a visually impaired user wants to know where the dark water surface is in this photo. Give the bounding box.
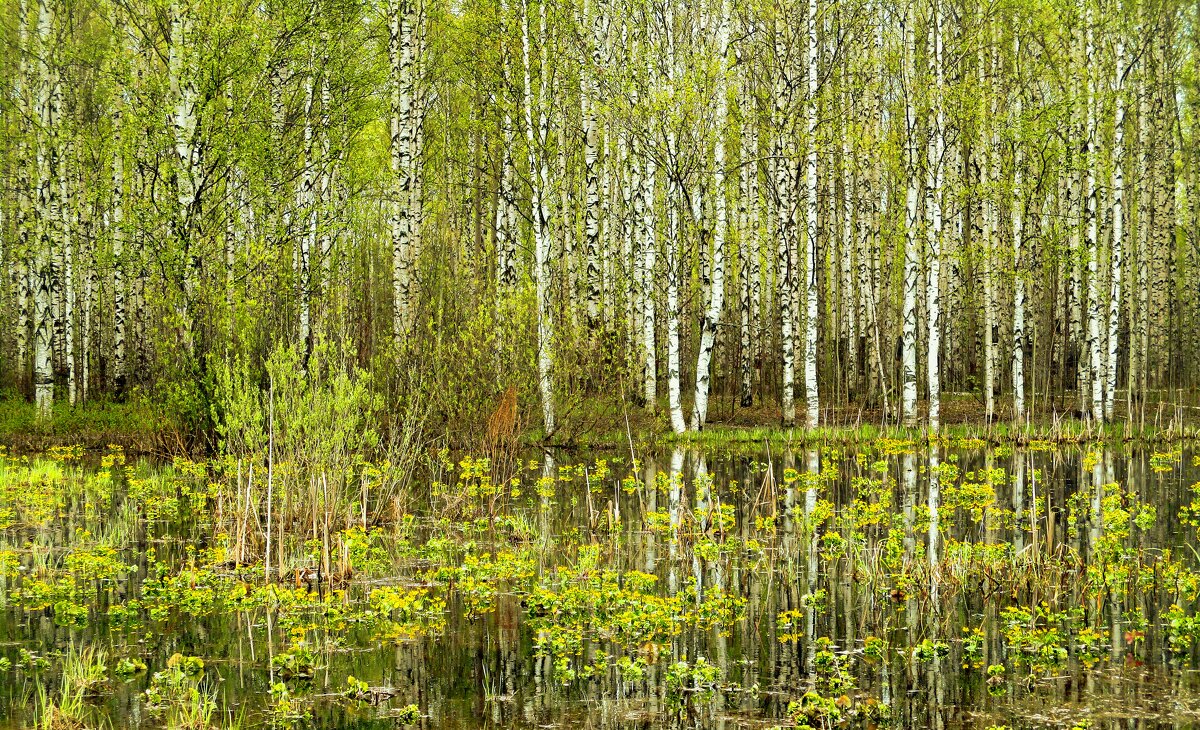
[2,443,1200,729]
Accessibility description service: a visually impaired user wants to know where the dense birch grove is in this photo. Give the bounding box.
[0,0,1198,439]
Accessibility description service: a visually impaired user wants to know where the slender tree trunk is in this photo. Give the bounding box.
[641,151,657,411]
[739,79,759,408]
[169,0,200,352]
[299,72,315,356]
[112,69,127,394]
[1011,38,1026,424]
[841,84,858,402]
[859,15,882,407]
[60,144,75,406]
[390,0,416,344]
[802,0,820,428]
[495,1,517,293]
[496,5,518,292]
[981,45,998,422]
[14,0,31,385]
[666,174,686,434]
[1105,5,1125,422]
[900,0,919,427]
[621,134,638,379]
[523,0,555,434]
[581,0,601,328]
[32,0,54,419]
[1067,21,1084,411]
[664,5,685,435]
[318,66,333,307]
[1084,6,1105,423]
[775,25,797,427]
[691,0,730,431]
[926,2,944,430]
[557,129,575,324]
[82,234,92,402]
[1133,21,1150,417]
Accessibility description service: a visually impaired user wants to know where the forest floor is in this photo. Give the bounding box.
[601,392,1200,449]
[2,389,1196,456]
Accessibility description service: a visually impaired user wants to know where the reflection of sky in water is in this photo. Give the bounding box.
[1,445,1198,729]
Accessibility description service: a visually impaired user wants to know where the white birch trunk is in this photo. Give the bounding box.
[581,0,601,327]
[621,134,638,373]
[60,146,75,406]
[691,0,730,431]
[32,0,54,418]
[299,72,315,354]
[926,3,944,430]
[318,68,333,302]
[739,79,759,408]
[497,50,518,290]
[169,0,200,343]
[1105,7,1125,422]
[1012,68,1026,424]
[523,0,555,434]
[390,0,416,344]
[82,237,92,402]
[900,0,920,427]
[981,47,998,422]
[495,1,517,292]
[112,70,127,393]
[641,152,657,411]
[774,25,797,427]
[802,0,820,428]
[664,5,685,435]
[1084,7,1104,423]
[1133,25,1150,411]
[666,175,686,434]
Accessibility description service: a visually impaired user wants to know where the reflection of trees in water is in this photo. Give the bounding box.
[8,446,1200,729]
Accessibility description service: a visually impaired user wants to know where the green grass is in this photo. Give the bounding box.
[2,386,1195,457]
[0,394,173,454]
[656,419,1199,448]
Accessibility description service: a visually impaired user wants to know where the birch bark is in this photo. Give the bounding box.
[33,0,54,418]
[1105,3,1125,422]
[774,22,797,427]
[523,0,556,433]
[1012,38,1026,423]
[802,0,820,428]
[390,0,416,343]
[900,0,920,427]
[691,0,730,430]
[926,2,945,430]
[1084,6,1105,423]
[581,0,601,328]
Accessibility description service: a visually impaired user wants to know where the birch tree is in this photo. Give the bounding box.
[1105,0,1126,422]
[900,0,920,427]
[390,0,417,344]
[802,0,820,428]
[926,0,945,430]
[691,0,731,430]
[771,16,798,427]
[523,0,556,433]
[581,0,603,328]
[1011,34,1027,424]
[32,0,55,419]
[1084,3,1105,423]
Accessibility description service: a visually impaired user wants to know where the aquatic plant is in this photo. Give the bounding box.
[144,654,217,730]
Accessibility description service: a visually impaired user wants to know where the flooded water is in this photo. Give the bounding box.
[2,442,1200,729]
